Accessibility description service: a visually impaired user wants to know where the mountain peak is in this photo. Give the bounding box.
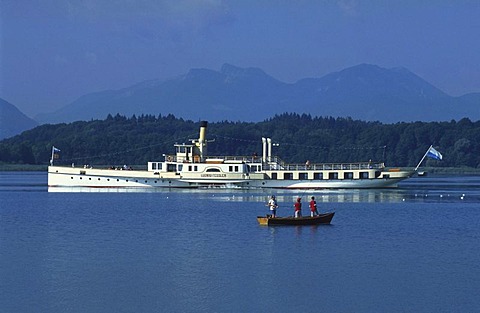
[336,63,387,78]
[0,98,38,139]
[340,64,417,80]
[349,63,382,71]
[220,63,242,74]
[220,63,268,79]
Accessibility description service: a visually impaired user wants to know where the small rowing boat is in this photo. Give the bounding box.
[257,212,335,226]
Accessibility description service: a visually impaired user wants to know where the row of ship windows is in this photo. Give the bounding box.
[72,177,161,183]
[152,163,254,173]
[271,171,374,180]
[184,165,244,172]
[69,170,379,182]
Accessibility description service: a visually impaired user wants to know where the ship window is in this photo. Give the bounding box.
[178,165,183,171]
[194,166,198,171]
[206,168,221,172]
[98,178,101,181]
[329,172,338,179]
[228,166,239,172]
[71,177,73,179]
[89,178,92,180]
[314,173,323,180]
[271,173,278,180]
[152,163,157,170]
[360,172,369,179]
[299,172,308,180]
[188,166,192,171]
[284,173,293,180]
[344,172,353,179]
[107,179,110,181]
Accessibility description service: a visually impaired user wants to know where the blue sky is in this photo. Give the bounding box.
[1,0,480,117]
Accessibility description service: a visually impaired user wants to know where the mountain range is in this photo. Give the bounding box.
[2,63,480,139]
[35,63,480,124]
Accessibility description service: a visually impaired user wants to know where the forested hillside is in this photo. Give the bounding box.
[1,113,479,168]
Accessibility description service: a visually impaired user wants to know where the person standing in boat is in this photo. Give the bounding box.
[267,195,278,218]
[294,197,302,218]
[310,196,319,217]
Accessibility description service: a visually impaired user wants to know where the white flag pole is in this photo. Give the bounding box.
[414,145,433,171]
[50,146,55,166]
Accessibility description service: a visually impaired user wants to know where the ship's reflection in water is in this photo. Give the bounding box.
[48,176,480,203]
[48,186,397,202]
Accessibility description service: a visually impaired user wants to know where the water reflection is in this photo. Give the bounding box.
[37,175,480,204]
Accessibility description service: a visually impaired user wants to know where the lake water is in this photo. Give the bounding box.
[1,172,480,312]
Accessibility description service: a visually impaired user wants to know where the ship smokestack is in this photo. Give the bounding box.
[199,121,208,144]
[198,121,208,160]
[262,137,267,162]
[267,138,272,162]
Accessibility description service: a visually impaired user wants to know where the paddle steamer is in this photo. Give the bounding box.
[48,121,413,190]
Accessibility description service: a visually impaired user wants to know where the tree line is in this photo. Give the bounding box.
[0,113,479,168]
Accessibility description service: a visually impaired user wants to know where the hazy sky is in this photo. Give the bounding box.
[1,0,480,117]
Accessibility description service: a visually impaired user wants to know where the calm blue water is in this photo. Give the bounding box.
[1,172,480,312]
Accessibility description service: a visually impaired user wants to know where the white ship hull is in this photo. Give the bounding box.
[48,121,414,192]
[48,165,412,190]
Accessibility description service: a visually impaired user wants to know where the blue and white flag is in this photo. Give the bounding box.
[50,146,61,165]
[426,146,442,160]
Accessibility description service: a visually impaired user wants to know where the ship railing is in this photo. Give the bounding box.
[166,154,385,171]
[263,158,385,171]
[207,155,263,163]
[165,155,263,163]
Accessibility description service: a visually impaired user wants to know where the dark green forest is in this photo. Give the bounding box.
[1,113,479,169]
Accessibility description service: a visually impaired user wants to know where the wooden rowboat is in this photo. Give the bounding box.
[257,212,335,226]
